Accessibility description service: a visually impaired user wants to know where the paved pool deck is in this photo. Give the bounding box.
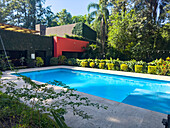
[1,66,170,128]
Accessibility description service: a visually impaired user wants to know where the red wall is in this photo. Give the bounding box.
[53,36,89,57]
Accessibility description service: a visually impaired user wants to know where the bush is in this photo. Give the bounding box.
[99,63,105,69]
[120,64,128,71]
[81,62,88,67]
[67,58,77,66]
[107,63,114,70]
[36,57,44,67]
[166,57,170,61]
[94,59,100,67]
[148,66,157,74]
[89,62,95,68]
[112,59,120,70]
[0,54,12,70]
[135,65,143,73]
[50,57,58,66]
[156,60,170,75]
[58,55,67,64]
[0,92,58,128]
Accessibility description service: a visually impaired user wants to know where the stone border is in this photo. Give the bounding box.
[7,65,170,82]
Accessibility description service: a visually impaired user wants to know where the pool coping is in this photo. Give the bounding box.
[7,65,170,82]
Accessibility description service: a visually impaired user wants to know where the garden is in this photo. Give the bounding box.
[0,0,170,127]
[49,56,170,76]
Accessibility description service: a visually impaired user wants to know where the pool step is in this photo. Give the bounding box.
[122,89,170,114]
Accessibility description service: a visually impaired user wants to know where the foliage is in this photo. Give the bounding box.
[155,58,170,76]
[41,6,59,27]
[50,57,58,66]
[108,0,170,61]
[107,63,114,70]
[89,62,95,68]
[0,92,58,128]
[88,0,110,56]
[135,65,143,73]
[67,58,77,66]
[64,34,88,41]
[56,9,72,26]
[82,44,101,59]
[36,57,44,67]
[0,54,12,71]
[71,15,87,24]
[120,64,128,71]
[166,57,170,61]
[58,55,67,65]
[72,22,97,42]
[148,66,157,74]
[81,62,88,67]
[99,63,105,69]
[0,0,47,29]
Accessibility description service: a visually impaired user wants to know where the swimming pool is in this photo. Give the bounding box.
[18,68,170,114]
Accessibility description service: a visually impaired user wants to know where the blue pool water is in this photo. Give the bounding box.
[18,68,170,114]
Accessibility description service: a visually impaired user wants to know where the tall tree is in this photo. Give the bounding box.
[0,0,12,23]
[88,0,110,57]
[130,0,170,24]
[56,9,72,26]
[0,0,47,29]
[41,6,58,27]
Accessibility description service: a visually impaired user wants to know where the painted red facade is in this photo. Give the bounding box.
[53,36,89,57]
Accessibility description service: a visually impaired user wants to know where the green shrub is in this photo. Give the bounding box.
[135,65,143,73]
[112,60,120,70]
[67,58,77,66]
[89,62,95,68]
[95,59,100,67]
[58,55,67,64]
[50,57,58,66]
[120,64,128,71]
[107,63,114,70]
[156,60,170,75]
[36,57,44,67]
[148,66,157,74]
[81,62,88,67]
[0,54,12,70]
[99,63,105,69]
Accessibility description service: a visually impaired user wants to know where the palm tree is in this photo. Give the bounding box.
[87,0,110,57]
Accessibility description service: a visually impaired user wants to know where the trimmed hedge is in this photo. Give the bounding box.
[99,63,105,69]
[135,65,143,73]
[89,62,95,68]
[120,64,128,71]
[81,62,88,67]
[107,63,114,70]
[148,66,157,74]
[50,57,58,66]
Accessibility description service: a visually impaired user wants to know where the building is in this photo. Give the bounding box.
[0,23,93,66]
[36,22,97,42]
